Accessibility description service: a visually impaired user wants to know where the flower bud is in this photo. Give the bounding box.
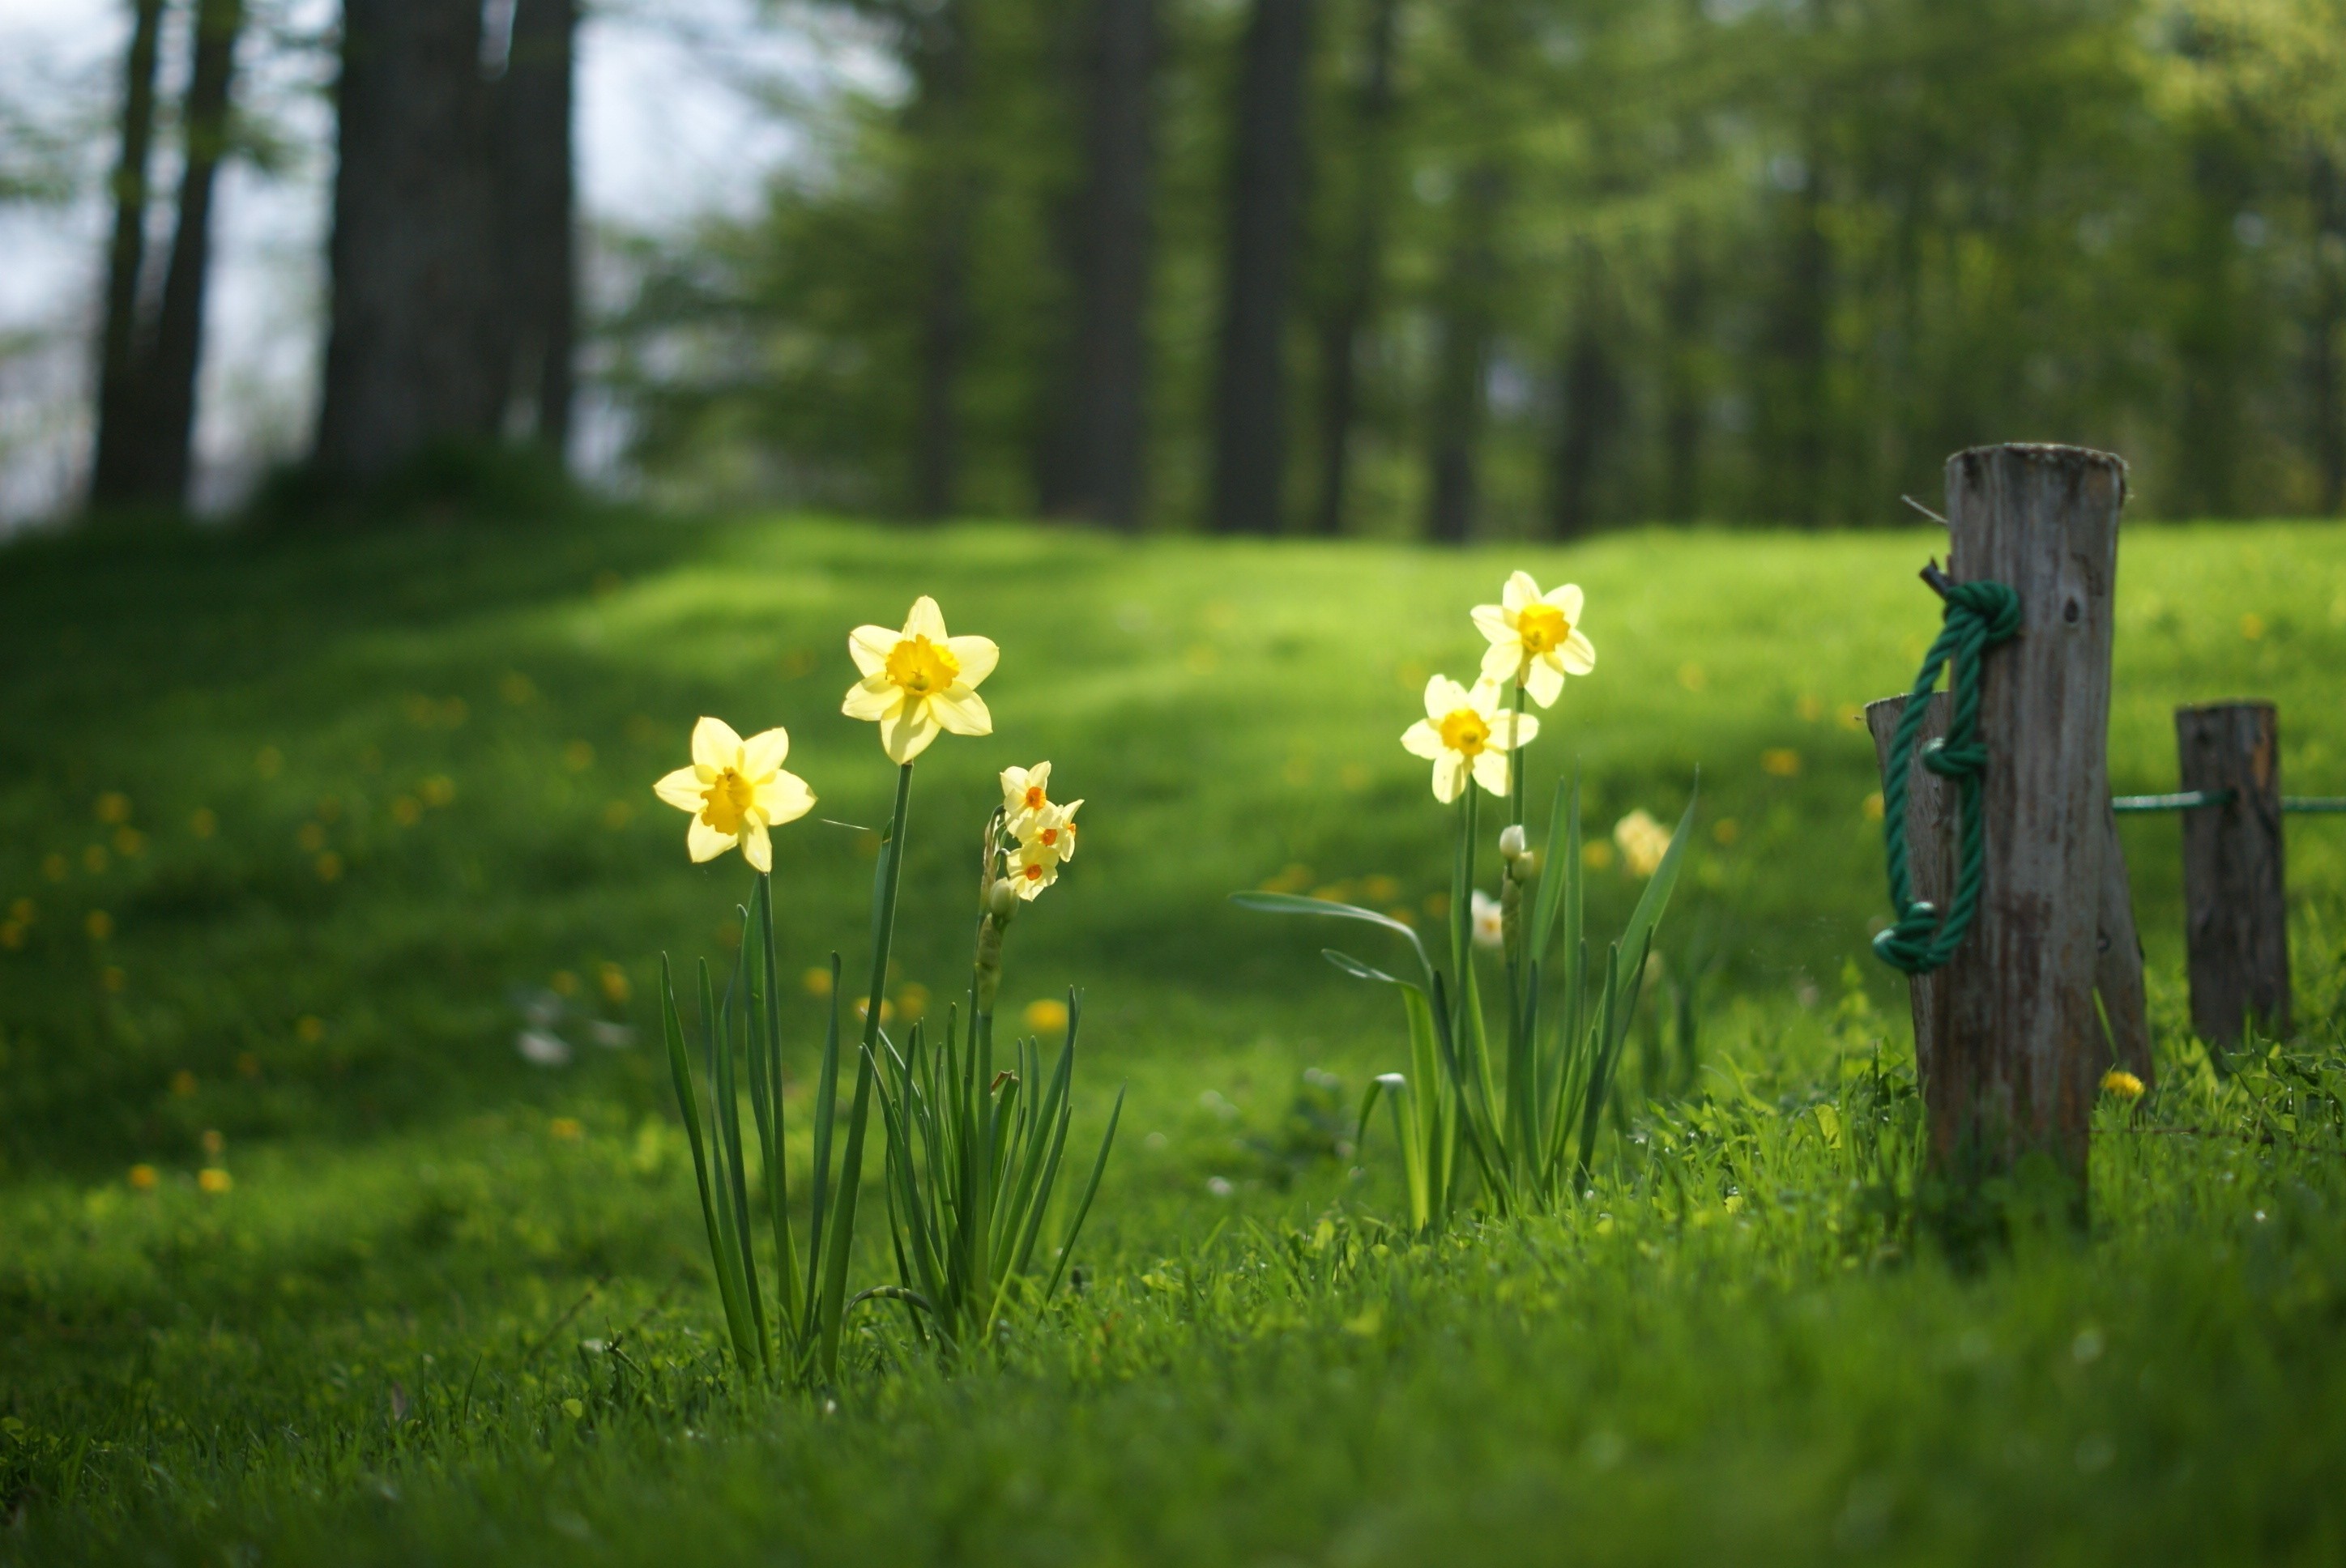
[1498,824,1527,858]
[987,877,1019,922]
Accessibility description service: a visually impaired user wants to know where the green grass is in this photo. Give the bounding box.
[2,510,2345,1562]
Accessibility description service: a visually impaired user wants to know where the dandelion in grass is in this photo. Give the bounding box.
[1400,675,1538,803]
[2101,1069,2145,1102]
[1473,572,1595,706]
[651,717,814,873]
[843,595,998,762]
[1614,810,1672,878]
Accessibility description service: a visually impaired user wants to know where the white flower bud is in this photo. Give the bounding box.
[1498,824,1528,858]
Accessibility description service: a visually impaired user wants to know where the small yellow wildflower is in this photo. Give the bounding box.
[1024,997,1071,1034]
[1761,748,1802,778]
[200,1129,224,1157]
[1400,675,1537,803]
[803,965,834,998]
[1471,572,1596,707]
[843,596,997,763]
[896,982,930,1023]
[549,1117,584,1140]
[86,910,113,942]
[1613,810,1672,878]
[128,1163,158,1191]
[651,717,815,874]
[197,1168,232,1194]
[2101,1069,2145,1103]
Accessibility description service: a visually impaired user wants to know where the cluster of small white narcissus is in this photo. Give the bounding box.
[999,762,1082,900]
[654,597,1057,890]
[1402,570,1597,804]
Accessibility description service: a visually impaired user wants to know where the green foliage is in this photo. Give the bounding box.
[610,0,2346,529]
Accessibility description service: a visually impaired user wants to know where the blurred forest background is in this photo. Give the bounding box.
[3,0,2346,536]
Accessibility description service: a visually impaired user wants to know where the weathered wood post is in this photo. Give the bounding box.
[1870,690,2152,1106]
[1871,445,2125,1205]
[2177,701,2289,1050]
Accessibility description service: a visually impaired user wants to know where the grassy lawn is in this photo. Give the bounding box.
[3,509,2345,1563]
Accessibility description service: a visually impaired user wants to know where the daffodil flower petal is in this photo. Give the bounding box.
[1525,656,1565,707]
[686,818,735,863]
[754,772,816,825]
[653,766,705,812]
[945,636,999,688]
[1493,711,1539,750]
[1470,603,1512,645]
[740,820,773,875]
[1560,631,1596,675]
[1479,640,1525,684]
[741,726,791,778]
[1423,674,1471,720]
[691,715,744,772]
[1471,750,1512,798]
[904,595,949,641]
[848,624,897,676]
[842,675,902,722]
[1501,571,1541,613]
[1401,720,1444,760]
[928,684,992,736]
[1432,754,1469,803]
[880,702,940,764]
[1546,582,1585,623]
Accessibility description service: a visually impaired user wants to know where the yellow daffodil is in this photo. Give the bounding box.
[652,716,815,873]
[1000,761,1056,829]
[1017,799,1082,863]
[1401,675,1537,803]
[1473,572,1595,707]
[1613,809,1672,878]
[1007,840,1064,901]
[844,596,997,763]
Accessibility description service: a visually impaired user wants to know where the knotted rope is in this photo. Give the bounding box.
[1873,577,2022,975]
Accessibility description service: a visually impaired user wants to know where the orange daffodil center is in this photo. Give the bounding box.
[846,596,998,764]
[1401,675,1537,803]
[1471,571,1596,708]
[652,716,816,873]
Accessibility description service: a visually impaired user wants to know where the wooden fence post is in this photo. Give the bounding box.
[1870,689,2152,1121]
[1930,444,2124,1198]
[2177,702,2289,1050]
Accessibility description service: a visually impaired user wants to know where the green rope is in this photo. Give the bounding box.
[1874,578,2023,975]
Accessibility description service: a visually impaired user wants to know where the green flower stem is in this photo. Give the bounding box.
[816,758,915,1384]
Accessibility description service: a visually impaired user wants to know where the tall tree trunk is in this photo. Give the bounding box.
[1754,137,1828,526]
[1208,0,1315,535]
[1548,257,1620,541]
[2171,134,2250,518]
[492,0,577,458]
[87,0,167,510]
[1046,0,1158,530]
[1423,161,1504,545]
[2308,147,2343,516]
[1657,219,1705,522]
[1423,0,1509,545]
[136,0,246,509]
[314,0,502,482]
[908,0,972,521]
[1310,0,1398,538]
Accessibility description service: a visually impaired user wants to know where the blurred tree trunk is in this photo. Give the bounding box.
[1657,219,1706,522]
[87,0,167,510]
[1209,0,1315,535]
[314,0,502,481]
[1754,134,1828,526]
[2171,134,2252,519]
[1423,161,1505,544]
[1309,0,1398,537]
[492,0,577,458]
[1547,257,1621,541]
[1423,0,1508,545]
[135,0,246,509]
[907,0,972,521]
[1042,0,1158,530]
[2308,147,2343,515]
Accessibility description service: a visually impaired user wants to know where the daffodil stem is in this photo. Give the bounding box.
[1451,785,1478,1050]
[816,759,914,1383]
